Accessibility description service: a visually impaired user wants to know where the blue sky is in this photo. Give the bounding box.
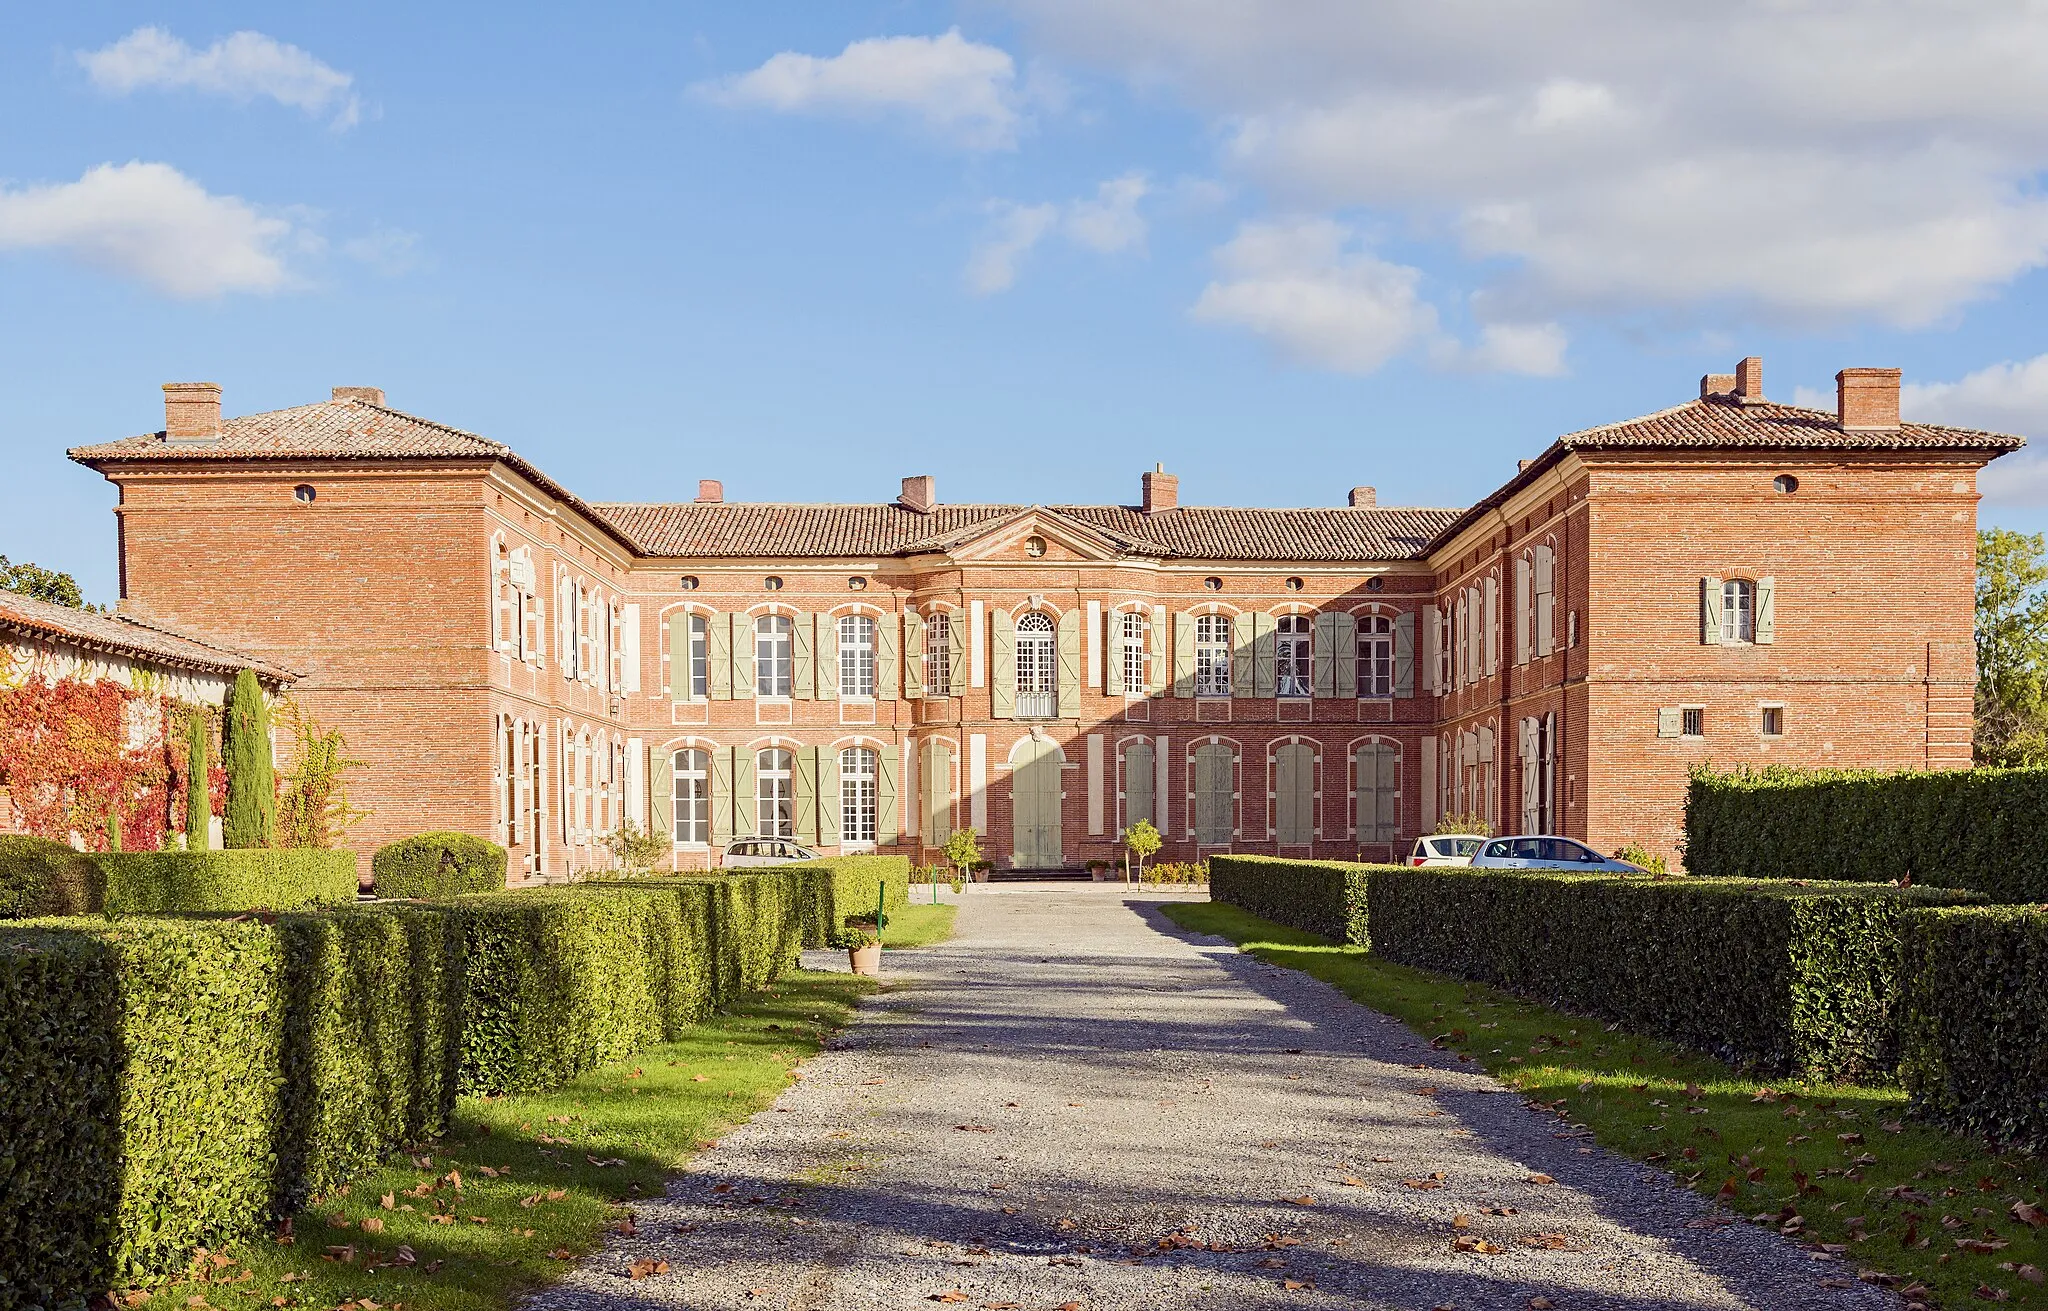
[8,2,2048,604]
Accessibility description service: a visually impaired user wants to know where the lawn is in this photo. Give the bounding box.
[121,971,872,1311]
[1166,900,2048,1311]
[881,901,956,949]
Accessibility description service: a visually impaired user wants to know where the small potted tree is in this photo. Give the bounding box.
[944,827,985,885]
[838,913,885,975]
[1122,819,1162,886]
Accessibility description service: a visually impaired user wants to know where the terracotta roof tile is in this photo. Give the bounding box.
[0,592,297,682]
[1555,396,2027,452]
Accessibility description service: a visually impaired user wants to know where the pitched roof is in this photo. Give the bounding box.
[588,501,1460,562]
[1556,395,2027,452]
[0,591,297,682]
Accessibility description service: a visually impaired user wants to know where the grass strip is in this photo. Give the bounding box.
[113,970,872,1311]
[881,902,957,950]
[1165,900,2048,1310]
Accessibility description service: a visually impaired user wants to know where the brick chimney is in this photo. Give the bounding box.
[898,475,936,513]
[1348,486,1376,508]
[1700,372,1736,400]
[1733,356,1765,405]
[695,479,724,504]
[1141,463,1178,514]
[163,382,222,443]
[1836,367,1902,431]
[331,386,385,406]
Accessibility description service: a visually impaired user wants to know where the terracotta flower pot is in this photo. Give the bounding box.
[848,943,882,976]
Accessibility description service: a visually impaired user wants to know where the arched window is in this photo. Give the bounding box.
[841,747,878,843]
[1193,743,1234,845]
[925,612,952,696]
[757,748,794,838]
[1356,742,1398,844]
[1276,615,1312,698]
[755,616,793,696]
[839,615,877,697]
[1120,611,1147,693]
[1358,613,1393,698]
[685,614,710,698]
[1015,613,1057,718]
[1195,615,1232,697]
[1722,579,1756,644]
[671,748,709,844]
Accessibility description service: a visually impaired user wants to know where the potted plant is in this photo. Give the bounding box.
[838,912,885,975]
[1085,859,1110,882]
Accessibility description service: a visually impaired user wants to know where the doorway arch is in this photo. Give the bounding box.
[1010,735,1064,869]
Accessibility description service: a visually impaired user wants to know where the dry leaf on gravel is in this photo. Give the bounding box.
[626,1260,669,1280]
[927,1292,972,1304]
[1282,1196,1317,1206]
[1282,1279,1315,1291]
[1454,1235,1504,1255]
[1528,1173,1555,1185]
[1338,1176,1366,1187]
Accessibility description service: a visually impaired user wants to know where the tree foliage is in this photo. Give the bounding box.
[1122,818,1162,877]
[221,670,275,849]
[1975,527,2048,766]
[184,711,211,849]
[941,827,982,875]
[0,555,86,609]
[275,698,365,849]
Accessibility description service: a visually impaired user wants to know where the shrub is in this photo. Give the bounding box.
[372,832,507,899]
[1144,860,1208,886]
[95,849,358,913]
[799,854,910,935]
[1686,762,2048,901]
[1897,905,2048,1150]
[1210,854,1374,945]
[183,710,209,848]
[0,834,103,917]
[221,670,274,849]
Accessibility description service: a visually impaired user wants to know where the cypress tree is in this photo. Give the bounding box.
[222,669,275,849]
[185,711,211,849]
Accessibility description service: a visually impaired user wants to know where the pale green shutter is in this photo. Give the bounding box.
[1148,606,1168,695]
[1656,707,1683,738]
[1702,576,1724,646]
[708,613,731,700]
[946,616,966,695]
[1275,745,1307,843]
[793,613,814,700]
[1056,608,1080,717]
[1173,612,1197,698]
[1377,741,1398,841]
[925,743,953,842]
[1755,576,1776,645]
[818,748,841,846]
[1313,613,1338,698]
[1124,743,1154,829]
[795,747,819,846]
[1393,611,1416,698]
[731,747,756,838]
[991,610,1017,718]
[878,614,899,700]
[1354,745,1372,839]
[1231,614,1256,699]
[904,612,927,698]
[1254,614,1277,698]
[1515,556,1533,665]
[1105,613,1126,696]
[1334,612,1357,699]
[711,747,734,845]
[816,614,839,700]
[649,744,673,849]
[731,614,755,699]
[667,613,689,700]
[877,745,900,846]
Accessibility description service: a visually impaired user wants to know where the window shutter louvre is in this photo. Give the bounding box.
[1656,707,1682,738]
[711,747,734,846]
[925,743,953,842]
[1535,546,1555,657]
[904,611,927,698]
[1124,743,1154,829]
[1376,742,1398,834]
[648,744,672,857]
[816,614,839,700]
[1393,610,1416,698]
[1105,613,1126,696]
[1172,611,1196,698]
[1755,576,1776,645]
[1701,576,1724,646]
[1312,613,1337,699]
[731,613,756,699]
[792,613,814,700]
[1515,556,1532,665]
[795,747,819,847]
[1483,575,1499,675]
[991,610,1017,718]
[1254,613,1276,698]
[731,747,756,838]
[1334,611,1357,699]
[706,613,729,700]
[947,613,966,695]
[1056,608,1081,716]
[878,615,900,701]
[877,745,900,846]
[1422,604,1440,694]
[1148,606,1168,695]
[818,748,841,846]
[668,612,690,700]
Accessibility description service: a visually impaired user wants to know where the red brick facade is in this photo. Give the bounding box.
[71,361,2019,880]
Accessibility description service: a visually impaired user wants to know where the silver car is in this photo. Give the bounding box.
[1468,835,1647,873]
[1407,833,1485,866]
[722,837,820,867]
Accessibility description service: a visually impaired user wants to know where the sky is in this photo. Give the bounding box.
[7,2,2048,605]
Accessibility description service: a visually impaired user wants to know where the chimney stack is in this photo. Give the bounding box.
[695,479,724,504]
[1347,486,1376,508]
[163,382,222,443]
[331,386,386,406]
[1836,367,1902,431]
[1734,356,1765,405]
[1700,372,1737,400]
[898,475,936,513]
[1141,463,1178,514]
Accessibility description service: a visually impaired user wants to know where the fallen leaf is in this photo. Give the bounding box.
[1530,1299,1556,1310]
[692,1075,709,1083]
[359,1218,384,1235]
[1453,1235,1503,1254]
[1282,1196,1317,1207]
[1528,1174,1555,1185]
[1282,1279,1315,1291]
[928,1293,972,1304]
[2012,1202,2046,1228]
[379,1194,394,1211]
[626,1259,670,1280]
[1958,1238,2011,1254]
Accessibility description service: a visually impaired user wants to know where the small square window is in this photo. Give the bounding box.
[1681,707,1705,737]
[1761,705,1784,737]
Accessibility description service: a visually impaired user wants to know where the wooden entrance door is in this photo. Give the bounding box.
[1011,737,1063,869]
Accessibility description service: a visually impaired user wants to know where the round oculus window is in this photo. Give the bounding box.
[1774,474,1799,493]
[764,576,784,591]
[848,576,868,590]
[1284,576,1305,591]
[1366,577,1385,592]
[293,484,316,503]
[679,576,699,590]
[1203,576,1223,591]
[1024,535,1047,558]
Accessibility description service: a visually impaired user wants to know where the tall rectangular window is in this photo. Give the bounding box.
[1356,742,1398,843]
[1276,615,1312,698]
[757,748,794,838]
[672,748,709,844]
[839,615,877,697]
[501,719,518,846]
[1195,616,1232,697]
[1121,612,1147,693]
[1193,743,1233,844]
[841,747,877,843]
[1722,579,1756,644]
[756,616,793,697]
[1122,741,1155,829]
[1358,614,1394,698]
[926,612,952,696]
[688,614,709,698]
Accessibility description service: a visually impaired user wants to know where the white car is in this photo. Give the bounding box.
[1468,835,1647,873]
[1408,834,1485,866]
[722,838,820,867]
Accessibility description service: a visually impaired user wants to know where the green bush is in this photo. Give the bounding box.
[1366,867,1978,1080]
[1210,854,1375,945]
[221,669,275,849]
[372,831,508,899]
[95,849,358,913]
[798,855,910,937]
[0,834,103,917]
[1898,905,2048,1150]
[1686,763,2048,901]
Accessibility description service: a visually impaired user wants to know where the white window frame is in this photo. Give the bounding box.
[840,746,878,845]
[756,615,793,698]
[1015,612,1057,718]
[1358,613,1393,699]
[1120,611,1147,694]
[757,748,795,838]
[672,747,710,845]
[1276,614,1312,699]
[1195,615,1232,698]
[926,611,953,697]
[1722,579,1756,644]
[687,614,710,699]
[839,614,877,698]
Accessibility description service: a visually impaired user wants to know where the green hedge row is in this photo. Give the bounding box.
[802,855,911,931]
[0,839,357,918]
[371,832,507,899]
[1210,854,1373,945]
[1210,858,1976,1079]
[1685,763,2048,902]
[1897,906,2048,1151]
[0,865,825,1300]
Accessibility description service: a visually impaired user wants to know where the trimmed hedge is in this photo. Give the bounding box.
[1685,763,2048,902]
[803,855,911,933]
[97,850,359,914]
[1210,854,1373,945]
[0,835,103,918]
[1898,905,2048,1150]
[372,832,508,899]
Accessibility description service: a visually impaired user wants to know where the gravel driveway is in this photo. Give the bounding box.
[527,886,1893,1311]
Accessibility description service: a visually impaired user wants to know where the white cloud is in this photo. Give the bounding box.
[1442,321,1569,377]
[341,226,426,276]
[0,162,296,297]
[78,26,360,129]
[995,2,2048,327]
[966,172,1149,293]
[1902,356,2048,507]
[1190,219,1439,373]
[701,29,1024,150]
